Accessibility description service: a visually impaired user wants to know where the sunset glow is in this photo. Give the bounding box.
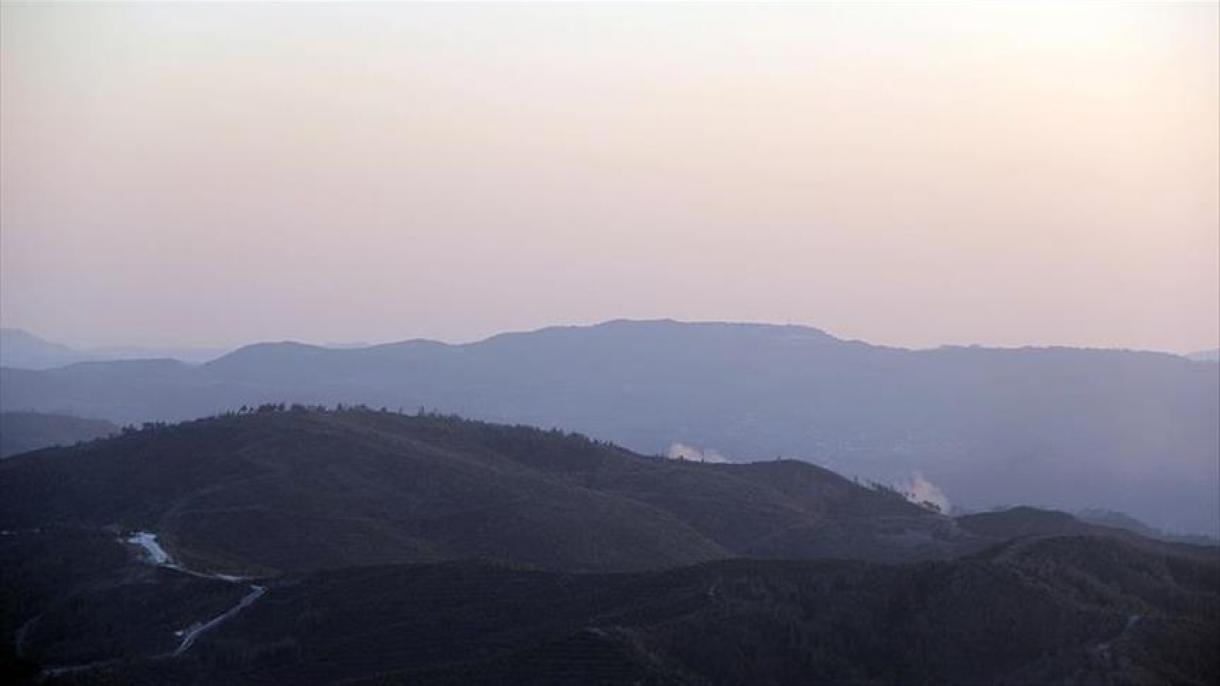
[2,2,1216,351]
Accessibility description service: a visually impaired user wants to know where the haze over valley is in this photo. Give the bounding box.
[3,319,1217,537]
[1,2,1216,684]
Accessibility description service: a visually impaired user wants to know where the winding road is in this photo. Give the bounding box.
[127,531,266,656]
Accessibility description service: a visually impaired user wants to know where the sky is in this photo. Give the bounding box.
[1,2,1217,352]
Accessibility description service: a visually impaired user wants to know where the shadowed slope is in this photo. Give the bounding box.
[0,408,967,575]
[15,534,1216,686]
[0,413,118,458]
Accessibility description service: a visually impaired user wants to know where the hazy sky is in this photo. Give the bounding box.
[2,2,1217,352]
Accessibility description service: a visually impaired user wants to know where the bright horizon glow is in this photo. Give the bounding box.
[2,3,1217,353]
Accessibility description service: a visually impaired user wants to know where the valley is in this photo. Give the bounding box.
[4,3,1216,683]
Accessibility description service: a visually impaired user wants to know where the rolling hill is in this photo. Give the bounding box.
[2,320,1216,535]
[0,413,118,458]
[2,409,1216,684]
[135,540,1220,685]
[0,407,975,576]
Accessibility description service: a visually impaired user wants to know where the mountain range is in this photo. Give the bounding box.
[2,409,1216,685]
[0,328,226,369]
[3,320,1216,535]
[1188,348,1220,363]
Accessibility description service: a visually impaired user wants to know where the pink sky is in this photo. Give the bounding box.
[2,3,1216,352]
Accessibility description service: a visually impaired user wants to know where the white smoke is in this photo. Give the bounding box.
[899,471,951,513]
[666,442,731,464]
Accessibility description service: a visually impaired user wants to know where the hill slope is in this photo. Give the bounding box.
[0,408,969,575]
[2,410,1215,684]
[7,531,1216,685]
[0,413,118,458]
[3,320,1216,535]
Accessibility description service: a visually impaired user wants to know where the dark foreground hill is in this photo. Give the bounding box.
[2,410,1216,684]
[0,412,118,458]
[0,408,972,575]
[3,320,1216,535]
[5,527,1216,685]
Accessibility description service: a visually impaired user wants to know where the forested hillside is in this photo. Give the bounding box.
[0,407,969,575]
[5,320,1215,535]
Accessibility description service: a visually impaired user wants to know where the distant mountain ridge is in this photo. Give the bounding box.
[0,329,86,370]
[1074,507,1220,546]
[2,319,1216,535]
[1187,348,1220,362]
[0,328,227,369]
[0,412,118,458]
